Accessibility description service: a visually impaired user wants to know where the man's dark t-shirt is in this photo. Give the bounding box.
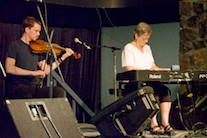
[6,39,44,86]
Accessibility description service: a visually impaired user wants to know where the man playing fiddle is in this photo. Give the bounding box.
[5,16,74,99]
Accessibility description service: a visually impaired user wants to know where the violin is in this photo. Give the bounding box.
[30,39,81,59]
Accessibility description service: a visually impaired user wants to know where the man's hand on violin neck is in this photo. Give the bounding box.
[64,48,74,58]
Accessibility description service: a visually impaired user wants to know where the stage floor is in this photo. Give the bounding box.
[141,130,207,138]
[80,123,207,138]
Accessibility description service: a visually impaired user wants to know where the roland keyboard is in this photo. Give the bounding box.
[117,70,207,82]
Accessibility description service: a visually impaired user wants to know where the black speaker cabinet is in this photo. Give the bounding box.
[91,86,160,138]
[2,98,84,138]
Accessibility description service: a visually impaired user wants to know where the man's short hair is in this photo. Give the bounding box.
[22,16,41,29]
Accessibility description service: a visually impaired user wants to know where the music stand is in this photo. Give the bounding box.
[0,61,6,106]
[0,61,6,78]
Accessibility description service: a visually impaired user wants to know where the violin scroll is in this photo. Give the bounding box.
[73,52,81,59]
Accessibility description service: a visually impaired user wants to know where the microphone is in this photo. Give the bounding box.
[74,38,91,50]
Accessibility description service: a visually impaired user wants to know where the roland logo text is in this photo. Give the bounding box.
[149,74,161,79]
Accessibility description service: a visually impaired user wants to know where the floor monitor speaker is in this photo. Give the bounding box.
[91,86,160,138]
[1,98,84,138]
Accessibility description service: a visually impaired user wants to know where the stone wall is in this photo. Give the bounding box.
[179,0,207,70]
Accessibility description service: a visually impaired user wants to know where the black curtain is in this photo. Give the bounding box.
[0,22,101,122]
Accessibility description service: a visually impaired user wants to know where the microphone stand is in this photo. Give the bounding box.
[112,48,118,101]
[36,3,64,98]
[77,42,121,101]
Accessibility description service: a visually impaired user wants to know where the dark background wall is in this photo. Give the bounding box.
[0,0,180,28]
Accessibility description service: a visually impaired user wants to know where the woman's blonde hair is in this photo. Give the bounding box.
[134,22,152,36]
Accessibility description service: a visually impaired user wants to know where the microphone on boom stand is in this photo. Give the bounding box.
[74,38,91,50]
